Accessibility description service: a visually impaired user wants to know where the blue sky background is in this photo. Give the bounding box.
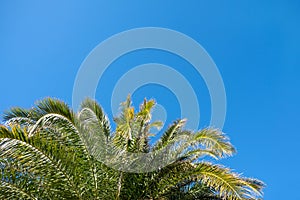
[1,1,300,199]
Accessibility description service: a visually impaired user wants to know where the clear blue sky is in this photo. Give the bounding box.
[1,1,300,199]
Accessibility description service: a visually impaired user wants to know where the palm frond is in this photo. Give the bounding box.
[0,126,80,199]
[80,98,111,138]
[0,181,37,200]
[152,119,187,151]
[193,128,236,158]
[194,162,263,200]
[32,97,76,123]
[3,107,31,122]
[156,161,263,200]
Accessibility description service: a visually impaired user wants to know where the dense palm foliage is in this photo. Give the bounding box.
[0,97,264,199]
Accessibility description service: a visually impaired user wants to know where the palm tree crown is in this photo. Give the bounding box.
[0,96,264,199]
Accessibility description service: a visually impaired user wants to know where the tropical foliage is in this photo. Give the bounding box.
[0,96,264,199]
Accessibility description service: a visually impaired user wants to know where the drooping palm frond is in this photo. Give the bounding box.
[194,162,264,200]
[80,98,111,138]
[193,128,236,158]
[26,101,118,199]
[0,126,80,199]
[153,161,264,200]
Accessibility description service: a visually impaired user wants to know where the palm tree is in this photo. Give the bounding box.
[0,96,264,199]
